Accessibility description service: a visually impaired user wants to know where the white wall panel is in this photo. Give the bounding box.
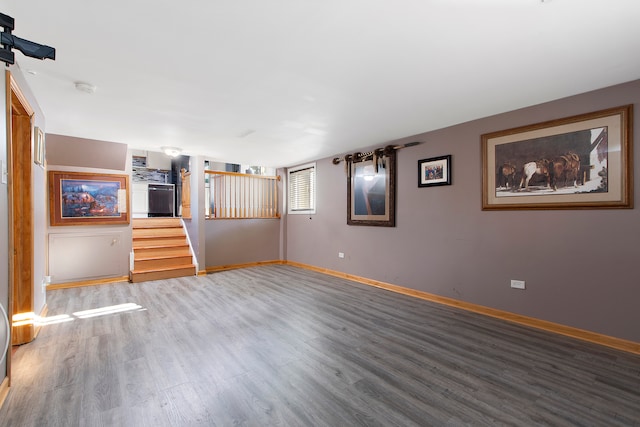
[48,232,126,283]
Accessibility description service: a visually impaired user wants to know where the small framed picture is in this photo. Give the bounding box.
[34,127,45,166]
[418,155,451,187]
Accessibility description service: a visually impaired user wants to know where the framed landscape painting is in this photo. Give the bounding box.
[482,105,633,210]
[49,171,130,226]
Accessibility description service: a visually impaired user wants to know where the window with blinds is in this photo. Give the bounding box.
[288,163,316,214]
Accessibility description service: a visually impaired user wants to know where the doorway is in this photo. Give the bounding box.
[7,71,35,349]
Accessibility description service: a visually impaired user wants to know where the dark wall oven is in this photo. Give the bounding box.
[148,184,175,217]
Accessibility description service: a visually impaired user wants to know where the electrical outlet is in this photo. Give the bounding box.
[510,280,526,290]
[338,252,345,259]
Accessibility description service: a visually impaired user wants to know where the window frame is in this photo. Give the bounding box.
[287,162,316,215]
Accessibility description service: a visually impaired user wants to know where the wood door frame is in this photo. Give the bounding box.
[6,71,35,355]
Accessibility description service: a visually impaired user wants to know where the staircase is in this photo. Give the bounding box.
[130,218,196,283]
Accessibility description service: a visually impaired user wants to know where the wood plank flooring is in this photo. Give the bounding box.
[1,265,639,426]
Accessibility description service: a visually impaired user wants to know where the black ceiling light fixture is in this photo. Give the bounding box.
[0,12,56,66]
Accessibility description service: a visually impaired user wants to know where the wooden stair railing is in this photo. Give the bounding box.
[130,218,196,283]
[181,168,191,219]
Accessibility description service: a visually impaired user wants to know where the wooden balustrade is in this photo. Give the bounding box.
[205,170,280,219]
[181,168,191,219]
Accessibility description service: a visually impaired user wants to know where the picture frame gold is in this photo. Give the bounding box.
[481,105,633,210]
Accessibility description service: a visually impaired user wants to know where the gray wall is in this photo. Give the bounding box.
[205,219,281,267]
[47,134,128,170]
[285,80,640,343]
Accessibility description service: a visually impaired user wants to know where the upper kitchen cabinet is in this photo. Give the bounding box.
[132,149,171,171]
[146,151,171,170]
[131,150,171,183]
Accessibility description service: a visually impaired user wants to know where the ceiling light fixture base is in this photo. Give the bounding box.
[74,82,96,94]
[161,146,182,158]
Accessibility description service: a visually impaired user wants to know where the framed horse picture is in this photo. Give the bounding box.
[481,105,633,210]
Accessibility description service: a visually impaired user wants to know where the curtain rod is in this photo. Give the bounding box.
[331,141,421,165]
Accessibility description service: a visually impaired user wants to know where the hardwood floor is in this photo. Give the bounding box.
[1,265,639,426]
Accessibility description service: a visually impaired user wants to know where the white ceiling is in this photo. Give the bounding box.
[3,0,640,168]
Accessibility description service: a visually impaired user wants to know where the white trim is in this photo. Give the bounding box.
[180,218,199,274]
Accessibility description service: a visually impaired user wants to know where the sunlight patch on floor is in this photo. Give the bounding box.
[21,303,148,327]
[73,303,145,319]
[37,314,74,326]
